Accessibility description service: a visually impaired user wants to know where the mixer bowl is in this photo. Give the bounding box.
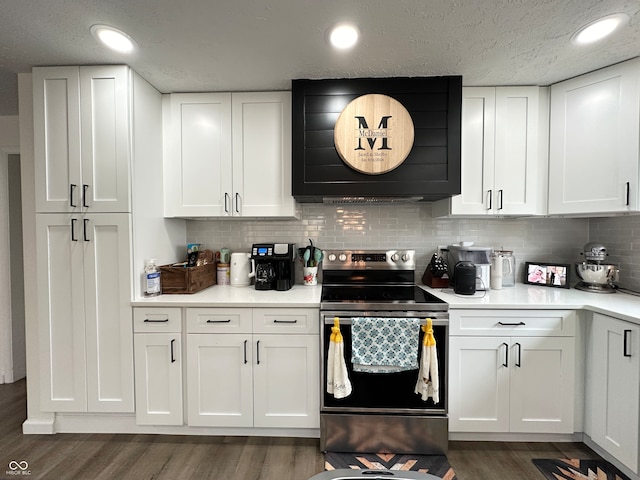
[575,262,619,285]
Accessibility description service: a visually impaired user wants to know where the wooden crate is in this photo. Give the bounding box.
[160,263,216,294]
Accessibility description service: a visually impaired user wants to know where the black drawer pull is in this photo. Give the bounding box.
[498,321,526,326]
[170,339,176,363]
[207,319,231,323]
[243,340,248,364]
[256,340,260,365]
[83,184,89,208]
[144,318,169,323]
[273,319,298,324]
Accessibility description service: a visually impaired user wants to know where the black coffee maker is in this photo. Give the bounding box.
[250,243,295,291]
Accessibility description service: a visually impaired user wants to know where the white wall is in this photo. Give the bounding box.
[0,114,21,383]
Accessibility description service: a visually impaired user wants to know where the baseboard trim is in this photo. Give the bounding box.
[22,418,55,434]
[449,432,582,442]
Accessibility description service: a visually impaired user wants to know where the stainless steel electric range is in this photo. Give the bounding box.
[319,249,449,455]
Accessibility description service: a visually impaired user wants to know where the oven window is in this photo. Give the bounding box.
[323,323,447,411]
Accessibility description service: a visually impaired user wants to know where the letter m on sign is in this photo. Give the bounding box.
[354,116,392,151]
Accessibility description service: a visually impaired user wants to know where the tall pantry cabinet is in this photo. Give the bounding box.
[32,66,183,415]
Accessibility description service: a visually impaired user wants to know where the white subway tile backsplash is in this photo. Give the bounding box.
[185,204,612,286]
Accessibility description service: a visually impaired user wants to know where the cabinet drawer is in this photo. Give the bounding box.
[253,308,319,334]
[186,308,252,333]
[450,310,576,336]
[134,307,182,332]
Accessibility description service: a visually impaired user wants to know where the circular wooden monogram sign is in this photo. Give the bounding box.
[334,94,415,175]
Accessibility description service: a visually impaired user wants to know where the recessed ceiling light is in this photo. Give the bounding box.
[329,23,359,50]
[90,24,137,53]
[572,13,629,45]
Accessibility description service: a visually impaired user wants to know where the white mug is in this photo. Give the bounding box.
[230,252,254,286]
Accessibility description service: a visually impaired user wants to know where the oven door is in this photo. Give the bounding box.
[320,311,448,415]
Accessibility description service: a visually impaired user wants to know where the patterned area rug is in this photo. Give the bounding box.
[325,452,457,479]
[532,458,631,480]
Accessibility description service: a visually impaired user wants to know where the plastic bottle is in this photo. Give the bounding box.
[144,259,161,297]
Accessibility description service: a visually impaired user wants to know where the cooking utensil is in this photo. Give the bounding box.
[303,248,311,267]
[314,248,323,265]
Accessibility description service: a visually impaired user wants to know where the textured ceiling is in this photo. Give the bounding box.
[0,0,639,115]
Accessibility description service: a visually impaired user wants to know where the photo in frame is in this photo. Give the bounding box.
[524,262,570,288]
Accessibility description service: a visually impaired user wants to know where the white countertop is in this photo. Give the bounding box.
[132,282,640,324]
[132,284,322,308]
[423,283,640,323]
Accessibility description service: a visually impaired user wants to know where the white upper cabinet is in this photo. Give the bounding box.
[549,58,640,215]
[433,87,548,217]
[163,91,296,218]
[33,66,131,213]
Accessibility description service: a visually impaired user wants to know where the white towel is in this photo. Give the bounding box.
[327,317,352,399]
[415,318,439,403]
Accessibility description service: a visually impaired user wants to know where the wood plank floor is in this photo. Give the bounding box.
[1,379,601,480]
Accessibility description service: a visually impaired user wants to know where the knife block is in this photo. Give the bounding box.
[422,268,449,288]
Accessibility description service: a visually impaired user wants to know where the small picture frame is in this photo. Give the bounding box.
[524,262,570,288]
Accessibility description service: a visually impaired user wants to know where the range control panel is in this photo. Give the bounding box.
[323,249,415,270]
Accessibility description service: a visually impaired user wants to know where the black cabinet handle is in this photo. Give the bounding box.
[626,182,631,206]
[624,329,632,357]
[235,192,240,213]
[71,218,77,241]
[273,319,298,324]
[487,189,492,210]
[83,219,89,241]
[224,193,230,213]
[502,342,509,367]
[170,339,176,363]
[143,318,169,323]
[83,184,89,208]
[70,184,77,207]
[498,321,526,326]
[498,189,504,210]
[206,319,231,323]
[243,340,248,364]
[256,340,260,365]
[515,342,522,367]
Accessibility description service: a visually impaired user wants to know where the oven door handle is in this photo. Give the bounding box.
[324,315,449,326]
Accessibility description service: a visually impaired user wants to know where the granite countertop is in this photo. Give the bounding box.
[132,284,323,308]
[422,283,640,323]
[132,282,640,324]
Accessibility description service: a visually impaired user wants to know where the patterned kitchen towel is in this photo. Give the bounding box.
[351,317,422,373]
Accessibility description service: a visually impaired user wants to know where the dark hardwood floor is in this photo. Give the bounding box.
[1,379,600,480]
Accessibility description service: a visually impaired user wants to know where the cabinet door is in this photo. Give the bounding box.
[186,334,253,427]
[509,336,574,433]
[163,93,232,217]
[494,87,545,215]
[232,92,296,217]
[79,66,131,213]
[253,334,319,428]
[590,314,639,473]
[134,333,183,425]
[83,213,134,412]
[549,58,640,214]
[33,67,82,213]
[448,336,510,432]
[448,87,496,215]
[36,213,87,411]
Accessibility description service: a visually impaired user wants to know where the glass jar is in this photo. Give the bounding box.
[500,251,515,287]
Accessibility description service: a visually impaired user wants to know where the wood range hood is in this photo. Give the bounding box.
[291,76,462,203]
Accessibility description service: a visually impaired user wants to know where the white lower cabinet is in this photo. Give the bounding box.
[449,310,576,434]
[133,308,183,425]
[186,308,319,429]
[36,213,134,413]
[586,313,639,474]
